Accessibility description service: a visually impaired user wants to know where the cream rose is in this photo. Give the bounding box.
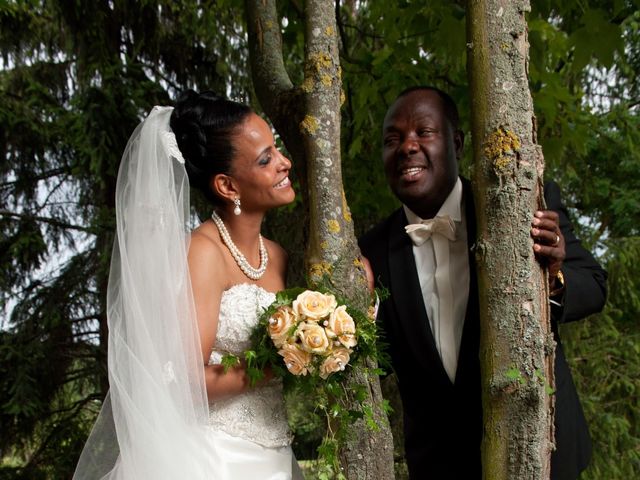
[319,347,351,379]
[326,305,357,348]
[268,306,297,348]
[293,290,337,321]
[296,321,331,354]
[277,343,312,376]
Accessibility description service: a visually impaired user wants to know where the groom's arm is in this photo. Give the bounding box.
[543,181,608,324]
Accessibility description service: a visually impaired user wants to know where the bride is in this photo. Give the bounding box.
[74,91,302,479]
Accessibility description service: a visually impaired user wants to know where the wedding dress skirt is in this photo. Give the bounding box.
[205,283,302,480]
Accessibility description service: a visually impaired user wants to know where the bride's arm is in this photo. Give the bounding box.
[188,232,255,401]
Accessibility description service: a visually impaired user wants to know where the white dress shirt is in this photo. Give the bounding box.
[403,177,470,382]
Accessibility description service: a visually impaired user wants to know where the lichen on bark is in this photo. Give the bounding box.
[245,1,394,477]
[467,0,555,479]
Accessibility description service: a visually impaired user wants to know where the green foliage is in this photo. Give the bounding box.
[1,0,249,476]
[2,0,639,477]
[560,238,640,479]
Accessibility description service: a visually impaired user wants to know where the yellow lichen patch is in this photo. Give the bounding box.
[501,41,510,51]
[325,26,335,36]
[308,52,333,74]
[494,155,511,171]
[327,219,341,234]
[301,76,314,93]
[300,115,319,135]
[321,73,333,87]
[341,190,352,222]
[320,240,329,250]
[353,257,364,269]
[309,261,333,280]
[340,89,346,106]
[265,19,274,29]
[484,127,520,172]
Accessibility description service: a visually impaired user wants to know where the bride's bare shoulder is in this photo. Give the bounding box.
[189,222,224,263]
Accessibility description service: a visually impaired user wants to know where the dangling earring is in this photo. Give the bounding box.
[233,197,241,216]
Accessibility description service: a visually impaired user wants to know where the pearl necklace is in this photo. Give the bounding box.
[211,211,268,280]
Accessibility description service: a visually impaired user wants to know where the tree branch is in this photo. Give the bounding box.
[0,210,93,233]
[245,0,294,107]
[0,167,72,189]
[245,0,308,194]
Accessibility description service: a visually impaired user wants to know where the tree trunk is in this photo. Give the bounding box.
[245,0,394,478]
[466,1,555,479]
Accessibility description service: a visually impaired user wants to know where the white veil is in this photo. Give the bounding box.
[74,106,216,478]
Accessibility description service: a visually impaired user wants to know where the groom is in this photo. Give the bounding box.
[359,87,607,479]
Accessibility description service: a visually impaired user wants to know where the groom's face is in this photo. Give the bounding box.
[382,90,462,218]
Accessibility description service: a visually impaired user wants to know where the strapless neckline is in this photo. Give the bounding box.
[221,282,276,298]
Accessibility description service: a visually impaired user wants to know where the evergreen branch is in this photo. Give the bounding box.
[0,167,72,188]
[69,314,102,324]
[71,330,101,338]
[25,394,102,468]
[0,210,93,233]
[138,60,181,91]
[35,176,69,213]
[46,393,103,417]
[59,368,103,386]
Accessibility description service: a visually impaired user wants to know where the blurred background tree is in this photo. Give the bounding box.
[1,1,638,478]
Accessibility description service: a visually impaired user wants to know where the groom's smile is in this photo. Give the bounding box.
[382,89,463,219]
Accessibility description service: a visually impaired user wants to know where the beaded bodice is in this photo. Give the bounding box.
[207,283,291,448]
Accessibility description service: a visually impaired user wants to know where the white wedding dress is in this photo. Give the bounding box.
[204,283,302,479]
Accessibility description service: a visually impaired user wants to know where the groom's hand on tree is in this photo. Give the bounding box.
[531,210,566,292]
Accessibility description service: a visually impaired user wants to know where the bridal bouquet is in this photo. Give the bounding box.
[223,286,385,478]
[267,290,362,379]
[238,288,379,385]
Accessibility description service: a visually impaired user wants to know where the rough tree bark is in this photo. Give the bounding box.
[245,0,395,478]
[466,1,555,479]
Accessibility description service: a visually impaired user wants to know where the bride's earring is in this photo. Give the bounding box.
[233,197,241,216]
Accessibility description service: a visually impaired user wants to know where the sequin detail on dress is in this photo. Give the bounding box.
[208,284,292,448]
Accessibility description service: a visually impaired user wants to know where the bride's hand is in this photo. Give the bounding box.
[237,359,274,389]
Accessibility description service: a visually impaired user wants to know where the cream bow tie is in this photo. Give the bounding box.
[405,215,456,246]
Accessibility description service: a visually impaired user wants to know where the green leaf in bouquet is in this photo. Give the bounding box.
[220,353,240,373]
[275,287,306,305]
[245,366,265,387]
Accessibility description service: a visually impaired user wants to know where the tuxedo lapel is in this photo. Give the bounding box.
[454,179,480,386]
[387,209,450,379]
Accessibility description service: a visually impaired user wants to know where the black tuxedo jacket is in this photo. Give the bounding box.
[359,179,607,480]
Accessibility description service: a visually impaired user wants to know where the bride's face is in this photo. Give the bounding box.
[228,113,295,212]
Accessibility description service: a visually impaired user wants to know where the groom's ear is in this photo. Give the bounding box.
[454,129,464,160]
[211,174,239,202]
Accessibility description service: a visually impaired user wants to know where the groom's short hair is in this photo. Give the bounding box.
[395,86,460,131]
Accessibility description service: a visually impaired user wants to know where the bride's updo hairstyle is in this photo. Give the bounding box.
[170,89,252,206]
